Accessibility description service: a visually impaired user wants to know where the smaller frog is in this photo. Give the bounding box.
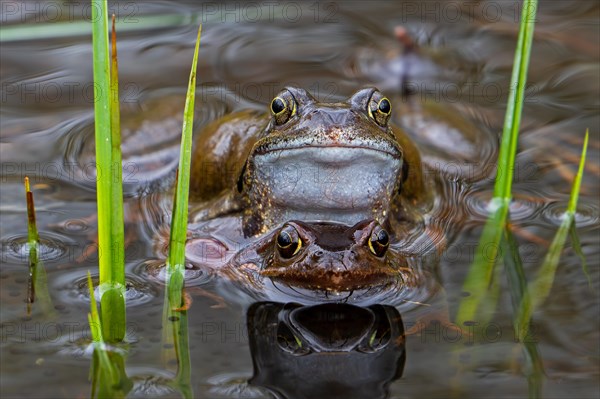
[228,219,418,293]
[148,217,422,306]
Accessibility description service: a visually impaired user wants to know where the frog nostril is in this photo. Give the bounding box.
[314,250,324,258]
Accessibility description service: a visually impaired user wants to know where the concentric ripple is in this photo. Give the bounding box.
[543,199,599,228]
[55,272,159,308]
[1,232,74,263]
[465,189,546,221]
[133,259,213,287]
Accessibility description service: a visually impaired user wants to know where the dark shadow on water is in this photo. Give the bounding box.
[247,302,405,399]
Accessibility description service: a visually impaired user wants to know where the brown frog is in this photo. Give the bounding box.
[229,219,417,293]
[190,87,427,237]
[156,87,481,298]
[163,217,422,299]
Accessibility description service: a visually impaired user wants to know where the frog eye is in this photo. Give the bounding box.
[368,225,389,257]
[276,225,303,259]
[270,90,297,125]
[368,94,392,127]
[378,98,391,114]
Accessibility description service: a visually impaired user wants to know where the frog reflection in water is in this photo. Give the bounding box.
[190,87,427,237]
[231,302,406,399]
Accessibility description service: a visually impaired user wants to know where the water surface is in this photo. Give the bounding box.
[1,1,599,398]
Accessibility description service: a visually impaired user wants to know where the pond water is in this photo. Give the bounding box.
[1,1,599,398]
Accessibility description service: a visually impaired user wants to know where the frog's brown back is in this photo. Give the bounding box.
[190,110,266,201]
[392,125,426,205]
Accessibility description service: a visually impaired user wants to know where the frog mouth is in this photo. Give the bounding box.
[249,146,402,223]
[251,145,402,175]
[260,266,399,292]
[254,141,403,160]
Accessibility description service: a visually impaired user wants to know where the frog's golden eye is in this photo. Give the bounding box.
[270,91,296,126]
[378,98,391,114]
[271,97,286,114]
[368,94,392,127]
[276,225,303,259]
[368,225,389,257]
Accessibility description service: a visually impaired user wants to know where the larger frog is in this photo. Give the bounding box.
[142,85,486,298]
[71,75,491,303]
[190,87,428,237]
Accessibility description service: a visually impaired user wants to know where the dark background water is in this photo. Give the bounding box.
[1,1,599,398]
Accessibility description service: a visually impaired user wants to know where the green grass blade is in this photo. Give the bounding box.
[99,13,127,343]
[494,0,538,199]
[110,13,125,287]
[91,0,125,343]
[456,201,508,325]
[91,0,112,282]
[87,273,130,399]
[87,273,103,345]
[86,273,116,381]
[160,25,201,399]
[503,227,544,398]
[456,0,537,326]
[569,130,591,287]
[569,223,590,287]
[516,131,589,339]
[567,131,588,213]
[166,24,202,305]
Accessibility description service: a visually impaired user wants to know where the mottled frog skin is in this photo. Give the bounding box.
[229,219,418,292]
[190,87,426,236]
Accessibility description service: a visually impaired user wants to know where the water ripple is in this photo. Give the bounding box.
[60,90,228,194]
[1,232,74,263]
[54,271,159,308]
[464,189,546,222]
[133,259,213,287]
[543,199,599,228]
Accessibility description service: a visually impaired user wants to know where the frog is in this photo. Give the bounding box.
[149,217,423,301]
[72,84,489,253]
[189,87,428,237]
[69,80,490,306]
[144,84,488,299]
[227,219,418,293]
